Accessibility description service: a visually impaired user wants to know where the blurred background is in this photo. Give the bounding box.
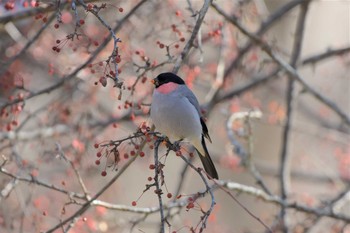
[0,0,349,232]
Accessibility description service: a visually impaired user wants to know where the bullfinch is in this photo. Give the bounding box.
[150,72,219,179]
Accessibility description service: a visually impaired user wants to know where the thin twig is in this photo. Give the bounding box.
[173,0,213,74]
[154,139,165,233]
[302,46,350,65]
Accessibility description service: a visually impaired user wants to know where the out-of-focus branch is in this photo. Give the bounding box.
[217,180,350,222]
[279,2,310,231]
[172,0,213,74]
[206,68,280,111]
[0,0,147,110]
[71,179,350,223]
[0,5,56,24]
[0,13,56,77]
[205,22,227,102]
[0,166,86,199]
[213,3,350,126]
[226,110,273,196]
[207,0,305,105]
[302,46,350,65]
[0,0,100,24]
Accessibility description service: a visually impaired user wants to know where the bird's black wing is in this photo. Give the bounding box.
[200,117,212,143]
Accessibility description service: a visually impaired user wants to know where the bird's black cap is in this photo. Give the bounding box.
[152,72,185,88]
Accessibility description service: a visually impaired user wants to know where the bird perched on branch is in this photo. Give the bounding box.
[150,72,219,179]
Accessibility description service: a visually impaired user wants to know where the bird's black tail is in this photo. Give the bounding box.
[196,135,219,179]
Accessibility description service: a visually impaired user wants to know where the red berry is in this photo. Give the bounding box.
[131,201,137,206]
[101,171,107,176]
[159,43,164,49]
[175,44,179,49]
[95,160,100,165]
[96,152,102,157]
[87,3,93,10]
[124,153,129,159]
[180,37,185,42]
[5,2,15,10]
[56,40,61,44]
[139,151,145,157]
[147,177,152,181]
[167,193,172,198]
[94,143,99,148]
[79,19,85,25]
[54,24,59,29]
[119,7,123,12]
[130,150,136,156]
[115,56,121,63]
[149,164,155,170]
[186,202,194,209]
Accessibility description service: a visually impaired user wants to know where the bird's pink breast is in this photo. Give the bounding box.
[156,82,179,94]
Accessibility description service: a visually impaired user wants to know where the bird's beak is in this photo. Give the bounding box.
[150,78,158,86]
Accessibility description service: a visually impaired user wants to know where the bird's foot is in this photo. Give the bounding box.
[172,140,182,152]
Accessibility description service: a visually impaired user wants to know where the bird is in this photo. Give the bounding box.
[150,72,219,179]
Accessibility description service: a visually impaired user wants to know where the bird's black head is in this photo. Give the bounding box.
[152,72,185,88]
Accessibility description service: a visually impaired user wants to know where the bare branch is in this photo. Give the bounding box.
[173,0,213,74]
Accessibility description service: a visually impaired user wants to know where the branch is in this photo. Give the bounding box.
[213,3,350,126]
[0,0,147,110]
[279,2,310,231]
[207,0,305,104]
[218,180,350,222]
[302,46,350,65]
[76,0,122,84]
[0,166,86,199]
[44,145,140,233]
[172,0,213,74]
[1,13,56,76]
[153,139,165,233]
